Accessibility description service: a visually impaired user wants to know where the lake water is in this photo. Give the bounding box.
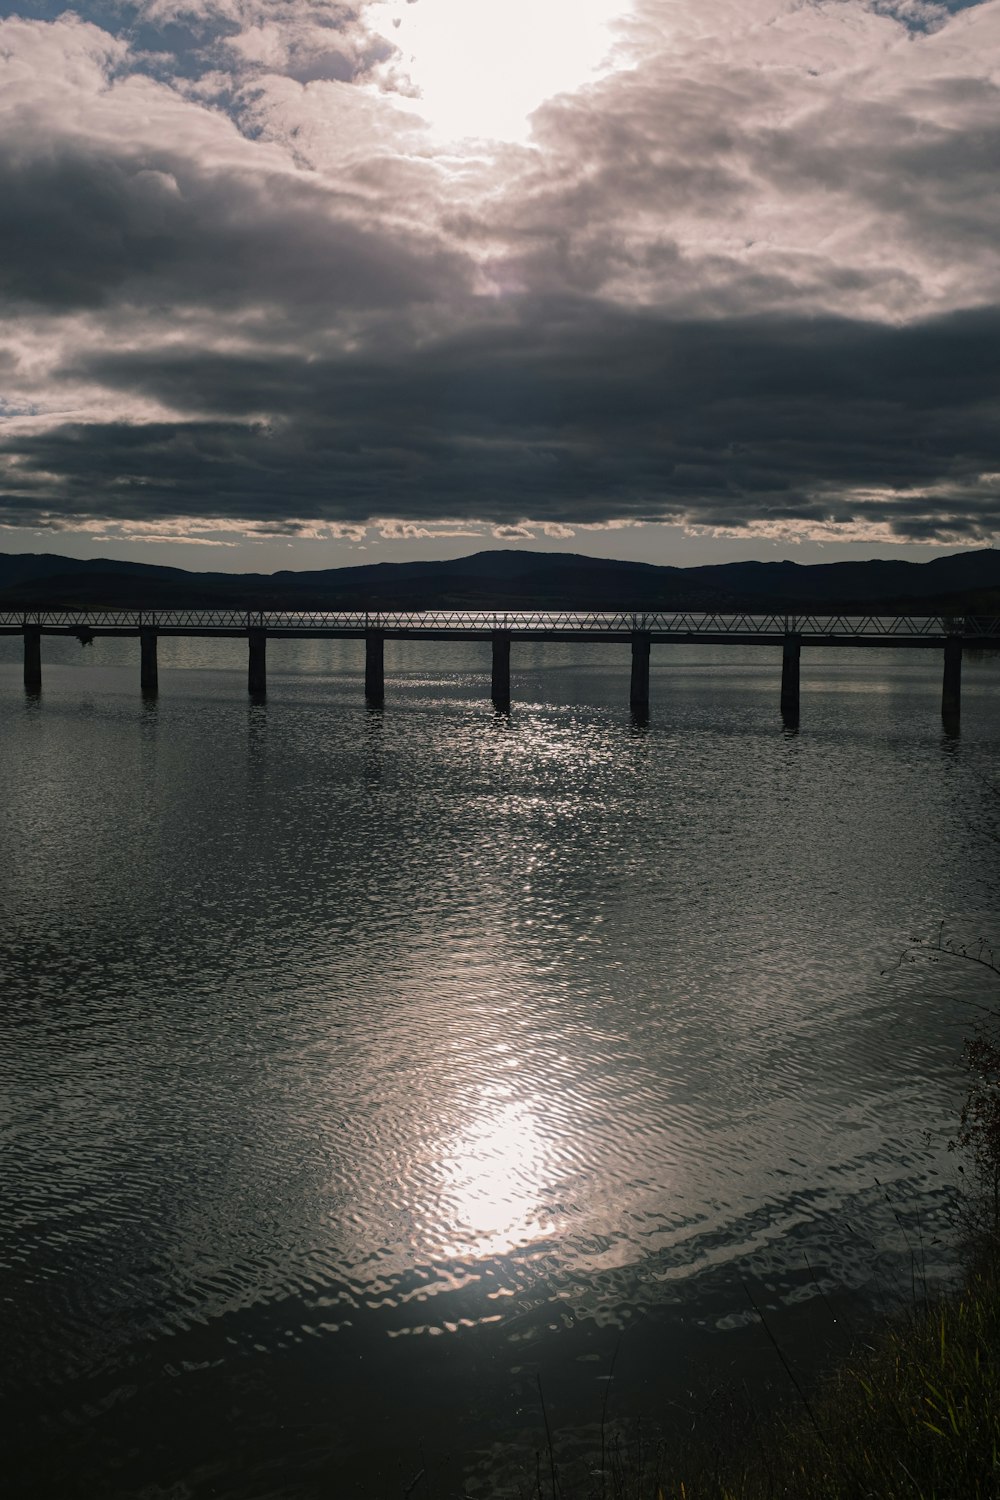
[2,634,998,1498]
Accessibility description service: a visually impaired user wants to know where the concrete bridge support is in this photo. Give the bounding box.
[140,627,158,696]
[630,632,651,710]
[23,625,41,692]
[491,631,511,708]
[942,636,962,721]
[365,629,384,703]
[248,628,267,697]
[780,633,801,720]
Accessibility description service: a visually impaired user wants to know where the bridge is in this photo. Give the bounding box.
[3,608,999,721]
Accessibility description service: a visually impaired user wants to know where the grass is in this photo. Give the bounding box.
[659,1255,1000,1500]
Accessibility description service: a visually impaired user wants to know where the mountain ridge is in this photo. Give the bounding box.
[2,546,1000,614]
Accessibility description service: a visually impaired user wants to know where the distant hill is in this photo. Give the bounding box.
[2,547,1000,614]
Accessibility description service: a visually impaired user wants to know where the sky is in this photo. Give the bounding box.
[0,0,998,574]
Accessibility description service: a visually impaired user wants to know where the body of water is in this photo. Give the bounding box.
[2,635,998,1497]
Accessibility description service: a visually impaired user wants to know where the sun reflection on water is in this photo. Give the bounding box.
[437,1094,559,1260]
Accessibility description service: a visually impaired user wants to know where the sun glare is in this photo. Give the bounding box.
[371,0,629,144]
[438,1097,558,1259]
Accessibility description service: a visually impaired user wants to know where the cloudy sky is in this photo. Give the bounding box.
[1,0,998,572]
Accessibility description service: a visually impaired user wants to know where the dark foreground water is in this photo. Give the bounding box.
[2,635,998,1498]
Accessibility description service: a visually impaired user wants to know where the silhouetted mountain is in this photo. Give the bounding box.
[2,547,1000,613]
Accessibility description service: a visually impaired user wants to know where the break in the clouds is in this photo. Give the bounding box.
[0,0,998,548]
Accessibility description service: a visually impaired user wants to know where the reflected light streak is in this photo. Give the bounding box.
[437,1095,559,1259]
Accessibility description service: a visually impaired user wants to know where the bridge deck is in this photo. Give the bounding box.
[2,609,999,644]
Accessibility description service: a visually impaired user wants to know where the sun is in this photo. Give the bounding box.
[370,0,630,145]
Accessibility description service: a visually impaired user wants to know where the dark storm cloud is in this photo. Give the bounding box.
[3,304,999,540]
[0,140,468,315]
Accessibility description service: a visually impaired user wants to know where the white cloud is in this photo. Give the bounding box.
[491,524,536,540]
[375,519,483,540]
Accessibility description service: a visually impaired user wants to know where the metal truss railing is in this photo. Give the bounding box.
[2,608,999,637]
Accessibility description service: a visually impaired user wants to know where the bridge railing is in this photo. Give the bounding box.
[2,608,999,637]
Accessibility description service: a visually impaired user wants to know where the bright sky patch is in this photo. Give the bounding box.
[370,0,629,143]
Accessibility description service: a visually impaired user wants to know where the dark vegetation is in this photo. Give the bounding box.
[2,546,1000,614]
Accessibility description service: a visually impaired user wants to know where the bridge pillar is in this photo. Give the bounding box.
[780,633,801,720]
[942,635,962,721]
[248,628,267,697]
[365,629,384,703]
[491,630,511,708]
[23,625,41,692]
[630,631,651,710]
[140,627,158,696]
